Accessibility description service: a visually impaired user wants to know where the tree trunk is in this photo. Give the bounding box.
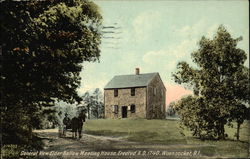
[221,123,225,139]
[96,104,98,118]
[236,122,241,140]
[217,122,225,139]
[87,105,90,119]
[28,123,33,143]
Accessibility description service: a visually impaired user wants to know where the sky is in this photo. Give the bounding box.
[78,0,249,106]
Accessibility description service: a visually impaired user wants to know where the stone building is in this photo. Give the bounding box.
[104,68,166,119]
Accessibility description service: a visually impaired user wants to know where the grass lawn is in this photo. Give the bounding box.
[84,119,249,158]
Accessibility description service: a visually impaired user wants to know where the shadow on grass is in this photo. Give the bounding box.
[85,130,128,137]
[223,138,249,144]
[86,130,187,145]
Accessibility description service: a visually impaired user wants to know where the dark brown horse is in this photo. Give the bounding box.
[71,112,86,139]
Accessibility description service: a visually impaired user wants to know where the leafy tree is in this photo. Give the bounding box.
[82,91,92,119]
[1,0,102,148]
[173,25,249,140]
[91,88,104,118]
[175,96,218,139]
[55,102,78,127]
[167,102,176,117]
[227,66,249,140]
[81,88,104,119]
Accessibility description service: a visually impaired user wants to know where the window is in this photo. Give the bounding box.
[130,104,135,113]
[131,88,135,96]
[113,105,118,114]
[114,89,118,97]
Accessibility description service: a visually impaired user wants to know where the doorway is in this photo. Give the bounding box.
[122,106,127,118]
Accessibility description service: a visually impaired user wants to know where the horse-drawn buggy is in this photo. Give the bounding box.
[58,108,86,139]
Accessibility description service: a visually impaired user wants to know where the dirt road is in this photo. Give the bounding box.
[33,129,204,159]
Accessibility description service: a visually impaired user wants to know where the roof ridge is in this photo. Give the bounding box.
[114,72,158,77]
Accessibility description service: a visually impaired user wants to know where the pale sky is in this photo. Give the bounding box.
[78,0,249,106]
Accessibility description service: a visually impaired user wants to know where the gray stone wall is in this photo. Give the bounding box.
[147,74,166,119]
[104,87,147,119]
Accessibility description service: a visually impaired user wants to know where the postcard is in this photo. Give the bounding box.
[1,0,249,159]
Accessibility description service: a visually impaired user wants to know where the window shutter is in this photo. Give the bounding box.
[113,105,118,114]
[130,104,135,113]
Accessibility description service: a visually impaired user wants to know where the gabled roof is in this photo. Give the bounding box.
[104,73,158,89]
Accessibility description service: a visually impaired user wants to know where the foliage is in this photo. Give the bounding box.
[55,102,78,127]
[175,96,219,139]
[81,88,104,119]
[166,101,177,117]
[91,88,104,118]
[1,0,102,147]
[172,25,249,140]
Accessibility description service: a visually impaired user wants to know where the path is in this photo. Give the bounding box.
[33,129,206,159]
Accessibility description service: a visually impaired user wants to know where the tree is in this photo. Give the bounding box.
[82,91,92,119]
[173,25,249,140]
[54,102,77,128]
[81,88,104,119]
[1,0,102,147]
[227,66,249,140]
[167,102,176,117]
[175,96,217,139]
[91,88,104,118]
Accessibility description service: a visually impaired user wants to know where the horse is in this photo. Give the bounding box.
[71,112,86,139]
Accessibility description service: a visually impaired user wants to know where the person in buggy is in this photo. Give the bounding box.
[62,113,71,136]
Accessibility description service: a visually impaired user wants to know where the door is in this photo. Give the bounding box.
[122,106,127,118]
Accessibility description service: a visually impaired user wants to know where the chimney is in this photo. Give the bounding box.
[135,68,140,75]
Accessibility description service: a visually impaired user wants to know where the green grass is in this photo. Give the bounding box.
[84,119,249,158]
